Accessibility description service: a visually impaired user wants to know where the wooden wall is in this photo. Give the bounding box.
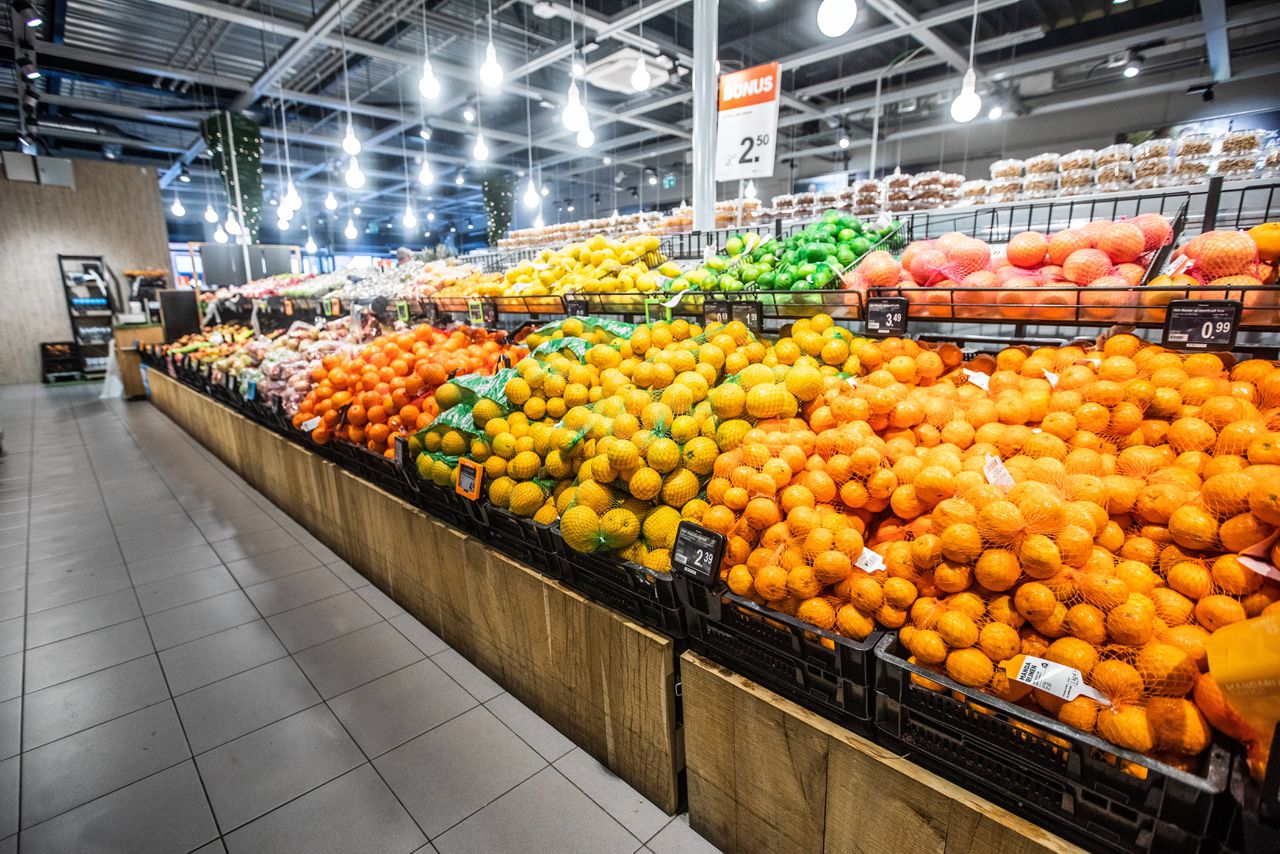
[0,158,171,384]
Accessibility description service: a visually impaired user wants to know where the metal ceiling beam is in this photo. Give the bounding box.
[1200,0,1232,82]
[863,0,971,73]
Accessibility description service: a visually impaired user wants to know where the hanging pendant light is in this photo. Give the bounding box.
[455,173,466,186]
[304,235,318,253]
[403,205,419,229]
[224,213,242,235]
[419,56,441,99]
[479,41,504,90]
[816,0,858,38]
[344,157,366,188]
[562,80,586,133]
[341,121,361,156]
[950,0,983,123]
[277,217,291,231]
[473,134,490,161]
[170,195,186,217]
[203,203,219,223]
[534,211,544,228]
[344,218,358,240]
[418,160,434,185]
[213,225,228,244]
[630,55,652,92]
[522,177,540,209]
[577,124,595,148]
[324,191,338,211]
[744,180,757,200]
[283,181,301,211]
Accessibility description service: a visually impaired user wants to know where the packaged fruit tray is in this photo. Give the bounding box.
[470,504,560,579]
[551,529,685,638]
[674,573,881,735]
[873,634,1232,853]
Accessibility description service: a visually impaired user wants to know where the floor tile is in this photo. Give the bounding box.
[0,569,22,596]
[210,528,299,563]
[0,592,19,623]
[19,761,218,854]
[118,526,208,563]
[195,511,281,544]
[356,584,405,619]
[266,590,381,653]
[25,543,123,580]
[329,659,476,757]
[244,566,348,616]
[294,620,423,700]
[223,544,323,587]
[485,693,575,762]
[324,559,370,589]
[556,747,670,842]
[0,756,15,838]
[433,767,638,854]
[111,510,201,543]
[190,840,227,854]
[433,649,504,702]
[22,655,169,750]
[223,764,426,854]
[107,497,184,524]
[647,815,720,854]
[25,565,131,613]
[25,526,116,559]
[374,707,546,838]
[23,618,153,693]
[20,701,190,827]
[0,654,18,702]
[25,588,141,648]
[176,657,320,754]
[197,705,365,831]
[0,698,17,759]
[389,613,448,657]
[127,543,223,586]
[134,564,238,615]
[146,589,260,650]
[159,620,288,695]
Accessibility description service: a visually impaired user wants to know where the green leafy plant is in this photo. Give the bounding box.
[200,112,264,240]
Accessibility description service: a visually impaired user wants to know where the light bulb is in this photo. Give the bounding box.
[419,57,441,99]
[323,191,338,210]
[342,121,361,155]
[817,0,858,38]
[418,160,434,185]
[403,205,418,229]
[648,173,658,186]
[473,134,489,161]
[283,181,301,210]
[479,41,504,90]
[523,177,540,209]
[562,81,587,133]
[170,196,185,217]
[630,55,651,92]
[225,213,241,235]
[304,235,317,253]
[987,104,1004,120]
[203,203,219,223]
[744,180,757,199]
[1123,56,1143,78]
[279,203,294,221]
[541,185,549,197]
[572,60,584,78]
[949,67,982,123]
[353,206,362,215]
[838,135,851,149]
[534,212,544,228]
[277,217,290,231]
[455,174,466,186]
[344,218,357,240]
[463,106,476,123]
[577,126,595,148]
[427,212,436,221]
[344,157,365,189]
[213,225,228,244]
[612,208,619,218]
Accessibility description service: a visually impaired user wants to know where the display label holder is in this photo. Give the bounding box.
[702,297,732,326]
[563,294,590,316]
[396,300,411,323]
[671,521,726,586]
[730,299,762,335]
[1162,299,1241,351]
[455,458,483,500]
[864,296,909,337]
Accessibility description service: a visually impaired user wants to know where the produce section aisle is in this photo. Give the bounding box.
[0,383,716,854]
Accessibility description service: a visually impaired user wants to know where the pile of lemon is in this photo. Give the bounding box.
[500,234,678,296]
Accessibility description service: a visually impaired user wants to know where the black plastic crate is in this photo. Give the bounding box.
[474,504,560,578]
[674,572,879,734]
[873,634,1232,853]
[1221,735,1280,854]
[551,528,685,637]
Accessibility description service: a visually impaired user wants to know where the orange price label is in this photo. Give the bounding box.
[455,458,483,500]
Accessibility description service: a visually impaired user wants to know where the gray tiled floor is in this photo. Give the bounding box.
[0,383,719,853]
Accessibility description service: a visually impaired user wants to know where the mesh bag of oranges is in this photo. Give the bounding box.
[411,369,519,482]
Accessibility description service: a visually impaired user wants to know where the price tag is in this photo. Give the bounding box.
[963,368,990,391]
[730,300,762,335]
[984,454,1015,491]
[1162,299,1241,351]
[423,300,439,326]
[396,301,410,322]
[300,416,321,432]
[245,380,256,401]
[715,62,781,181]
[166,354,176,377]
[393,436,408,469]
[467,300,485,325]
[1043,369,1059,387]
[483,300,498,327]
[671,522,726,585]
[563,294,590,316]
[702,297,732,325]
[854,548,886,574]
[1238,531,1280,582]
[455,458,483,500]
[864,296,909,336]
[1002,655,1112,705]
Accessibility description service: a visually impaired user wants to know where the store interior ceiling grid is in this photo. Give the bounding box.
[3,0,1280,224]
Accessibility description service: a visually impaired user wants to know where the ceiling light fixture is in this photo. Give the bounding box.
[838,134,851,149]
[534,211,544,228]
[170,195,185,217]
[418,159,434,185]
[463,106,476,123]
[1123,53,1144,78]
[419,56,441,99]
[344,218,358,240]
[341,121,361,156]
[204,203,219,223]
[277,217,291,231]
[403,204,418,229]
[541,185,550,197]
[987,104,1004,120]
[473,133,489,161]
[455,173,466,186]
[304,235,318,253]
[630,55,652,92]
[479,42,504,90]
[949,0,983,123]
[353,206,361,215]
[523,176,540,209]
[427,212,436,221]
[212,225,228,244]
[13,2,42,27]
[816,0,858,39]
[324,191,338,210]
[178,165,191,183]
[344,157,365,188]
[224,213,242,236]
[577,126,594,148]
[419,128,431,140]
[744,180,757,199]
[562,79,587,132]
[19,59,40,80]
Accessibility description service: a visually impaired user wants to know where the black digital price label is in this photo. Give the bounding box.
[702,298,732,325]
[865,296,910,336]
[671,521,726,585]
[563,294,590,316]
[393,435,408,468]
[1162,299,1241,351]
[730,299,762,334]
[423,300,439,326]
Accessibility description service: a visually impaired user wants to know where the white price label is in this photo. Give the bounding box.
[984,454,1015,491]
[854,548,886,574]
[1043,369,1059,387]
[1238,530,1280,582]
[963,368,990,390]
[714,62,780,181]
[300,416,321,432]
[1007,655,1111,705]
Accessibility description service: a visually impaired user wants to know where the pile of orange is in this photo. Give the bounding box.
[291,325,524,456]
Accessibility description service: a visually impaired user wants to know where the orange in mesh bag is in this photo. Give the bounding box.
[1205,611,1280,782]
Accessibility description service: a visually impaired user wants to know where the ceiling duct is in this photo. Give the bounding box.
[585,47,674,94]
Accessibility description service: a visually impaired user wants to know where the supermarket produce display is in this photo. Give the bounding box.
[141,203,1280,854]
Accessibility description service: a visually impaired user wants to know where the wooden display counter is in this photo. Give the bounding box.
[681,651,1082,854]
[147,371,683,813]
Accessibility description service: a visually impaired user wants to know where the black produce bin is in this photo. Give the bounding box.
[873,634,1232,854]
[473,504,560,579]
[674,571,879,733]
[551,529,685,637]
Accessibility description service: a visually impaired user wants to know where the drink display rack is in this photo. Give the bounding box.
[57,254,119,378]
